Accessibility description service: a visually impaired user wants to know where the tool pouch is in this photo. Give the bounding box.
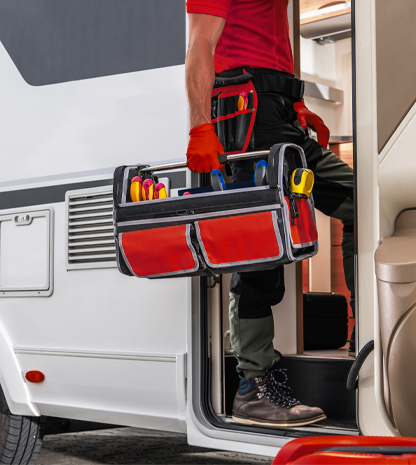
[113,143,318,279]
[211,77,257,154]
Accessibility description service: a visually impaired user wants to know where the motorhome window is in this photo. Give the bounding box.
[0,0,186,86]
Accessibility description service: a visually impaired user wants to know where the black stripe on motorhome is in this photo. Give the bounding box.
[0,171,186,209]
[0,0,186,86]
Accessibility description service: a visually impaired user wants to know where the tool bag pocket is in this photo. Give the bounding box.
[211,81,257,154]
[195,210,284,270]
[118,224,200,278]
[284,196,318,260]
[267,143,319,262]
[113,143,318,279]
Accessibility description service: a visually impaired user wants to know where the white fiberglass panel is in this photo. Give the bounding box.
[17,353,184,432]
[0,203,187,355]
[0,43,188,183]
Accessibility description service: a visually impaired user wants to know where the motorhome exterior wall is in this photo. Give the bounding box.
[0,0,190,435]
[0,1,188,183]
[0,43,188,182]
[0,185,190,432]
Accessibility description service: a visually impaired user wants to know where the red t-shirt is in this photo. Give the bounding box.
[186,0,294,74]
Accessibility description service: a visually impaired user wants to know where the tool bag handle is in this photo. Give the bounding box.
[140,150,270,174]
[140,144,306,177]
[267,143,308,189]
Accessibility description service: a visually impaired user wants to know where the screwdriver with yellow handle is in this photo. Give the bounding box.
[238,91,248,111]
[142,178,155,201]
[155,183,167,199]
[130,176,143,202]
[290,168,314,198]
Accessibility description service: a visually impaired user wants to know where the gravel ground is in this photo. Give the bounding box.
[36,427,274,465]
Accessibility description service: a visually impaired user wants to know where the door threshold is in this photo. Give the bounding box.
[220,415,358,436]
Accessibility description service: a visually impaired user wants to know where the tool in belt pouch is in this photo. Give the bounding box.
[211,67,304,154]
[211,71,257,154]
[112,143,318,279]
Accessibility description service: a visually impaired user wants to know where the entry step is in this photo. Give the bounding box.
[225,354,356,426]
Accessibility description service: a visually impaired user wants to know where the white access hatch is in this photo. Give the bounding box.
[0,207,53,296]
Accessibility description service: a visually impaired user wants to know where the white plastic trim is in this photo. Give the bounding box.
[0,321,39,416]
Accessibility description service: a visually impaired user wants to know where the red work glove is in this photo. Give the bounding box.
[293,99,330,149]
[186,123,225,173]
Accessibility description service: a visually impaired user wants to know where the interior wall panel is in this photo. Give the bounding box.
[376,0,416,152]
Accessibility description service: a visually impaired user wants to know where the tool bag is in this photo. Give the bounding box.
[112,143,318,279]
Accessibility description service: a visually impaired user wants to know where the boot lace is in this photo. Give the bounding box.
[257,368,301,408]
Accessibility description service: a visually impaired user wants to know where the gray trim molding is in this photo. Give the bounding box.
[0,170,185,210]
[14,347,178,362]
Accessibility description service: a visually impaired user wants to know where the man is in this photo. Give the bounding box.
[185,0,354,428]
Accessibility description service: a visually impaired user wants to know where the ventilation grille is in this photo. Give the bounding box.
[66,186,116,270]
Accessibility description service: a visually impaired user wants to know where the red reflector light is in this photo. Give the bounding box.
[25,371,45,383]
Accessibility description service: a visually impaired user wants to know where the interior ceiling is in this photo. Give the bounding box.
[300,0,351,25]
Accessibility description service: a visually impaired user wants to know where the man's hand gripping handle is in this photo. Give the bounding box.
[186,123,225,173]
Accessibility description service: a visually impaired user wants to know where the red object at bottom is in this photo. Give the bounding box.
[273,436,416,465]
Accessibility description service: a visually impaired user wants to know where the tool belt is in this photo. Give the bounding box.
[212,67,304,154]
[214,67,304,101]
[112,143,318,279]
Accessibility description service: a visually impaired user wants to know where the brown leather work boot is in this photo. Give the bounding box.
[232,369,326,428]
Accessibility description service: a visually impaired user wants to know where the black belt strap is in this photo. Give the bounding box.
[214,67,304,102]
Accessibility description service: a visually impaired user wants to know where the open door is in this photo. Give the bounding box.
[187,0,359,456]
[355,0,416,436]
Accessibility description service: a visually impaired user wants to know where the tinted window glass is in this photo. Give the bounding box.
[0,0,186,86]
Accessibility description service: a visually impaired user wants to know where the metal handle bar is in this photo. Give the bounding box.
[140,150,270,173]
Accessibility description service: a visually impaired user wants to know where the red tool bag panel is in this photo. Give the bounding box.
[196,211,283,269]
[284,197,318,252]
[119,224,199,278]
[113,143,318,279]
